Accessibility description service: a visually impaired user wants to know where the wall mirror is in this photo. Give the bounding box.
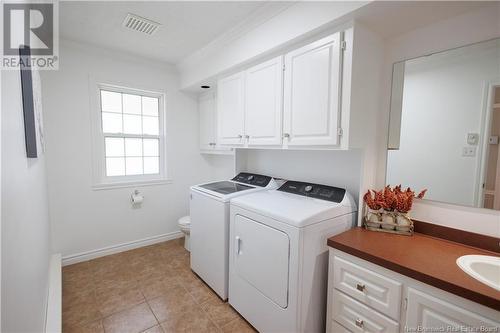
[387,38,500,210]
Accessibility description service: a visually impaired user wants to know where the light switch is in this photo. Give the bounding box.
[467,133,479,145]
[489,136,499,145]
[462,147,476,157]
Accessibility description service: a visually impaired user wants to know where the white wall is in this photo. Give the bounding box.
[346,23,384,222]
[378,4,500,236]
[1,70,51,332]
[41,40,217,260]
[178,1,368,89]
[236,149,363,207]
[202,154,235,181]
[387,42,499,206]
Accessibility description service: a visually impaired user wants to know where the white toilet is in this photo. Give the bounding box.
[178,216,191,251]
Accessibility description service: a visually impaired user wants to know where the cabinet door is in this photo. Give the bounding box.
[217,72,245,145]
[244,56,283,146]
[283,33,342,146]
[405,287,499,331]
[199,92,216,150]
[233,214,289,308]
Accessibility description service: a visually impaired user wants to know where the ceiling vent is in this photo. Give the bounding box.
[122,13,160,35]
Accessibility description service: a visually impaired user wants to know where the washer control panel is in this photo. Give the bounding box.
[278,181,346,203]
[232,172,272,187]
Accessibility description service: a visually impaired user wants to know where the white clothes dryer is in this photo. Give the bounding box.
[228,180,357,333]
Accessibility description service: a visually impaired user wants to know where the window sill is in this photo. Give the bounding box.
[92,178,172,191]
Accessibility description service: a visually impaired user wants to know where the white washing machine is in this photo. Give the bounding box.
[228,180,357,333]
[190,172,283,300]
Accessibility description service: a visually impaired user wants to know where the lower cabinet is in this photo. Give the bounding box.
[333,290,399,332]
[327,249,500,333]
[405,287,499,331]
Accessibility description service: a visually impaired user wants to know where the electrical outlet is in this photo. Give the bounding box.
[467,133,479,145]
[462,146,476,157]
[489,136,499,145]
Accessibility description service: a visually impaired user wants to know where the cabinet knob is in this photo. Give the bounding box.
[355,318,364,328]
[356,283,366,292]
[283,133,290,139]
[238,134,243,139]
[244,135,250,139]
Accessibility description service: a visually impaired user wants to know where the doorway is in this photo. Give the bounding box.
[483,86,500,209]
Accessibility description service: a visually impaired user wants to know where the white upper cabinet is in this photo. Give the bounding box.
[283,32,342,146]
[215,31,348,149]
[244,56,283,146]
[217,72,245,145]
[199,92,217,150]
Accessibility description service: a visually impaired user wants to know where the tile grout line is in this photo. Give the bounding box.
[186,281,240,332]
[142,290,162,332]
[64,240,240,333]
[166,265,224,332]
[197,297,223,332]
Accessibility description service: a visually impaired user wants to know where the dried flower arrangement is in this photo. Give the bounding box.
[363,185,427,235]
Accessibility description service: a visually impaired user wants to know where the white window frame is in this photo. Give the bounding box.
[90,79,170,190]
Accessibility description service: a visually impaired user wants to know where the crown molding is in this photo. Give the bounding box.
[176,1,295,73]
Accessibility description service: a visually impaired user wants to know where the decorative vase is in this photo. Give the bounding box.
[365,209,381,228]
[381,211,396,230]
[396,212,411,226]
[395,211,412,232]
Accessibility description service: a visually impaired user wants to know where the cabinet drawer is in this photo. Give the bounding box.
[332,290,399,333]
[332,320,352,333]
[333,255,402,320]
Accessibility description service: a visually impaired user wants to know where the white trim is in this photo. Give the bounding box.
[0,61,2,332]
[199,149,235,156]
[45,254,62,333]
[62,231,183,266]
[476,79,500,207]
[88,76,169,189]
[177,2,294,73]
[92,178,172,191]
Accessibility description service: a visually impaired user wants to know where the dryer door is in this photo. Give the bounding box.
[233,214,290,308]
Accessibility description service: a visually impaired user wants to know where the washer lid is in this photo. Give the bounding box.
[231,190,356,227]
[191,176,284,202]
[197,181,254,195]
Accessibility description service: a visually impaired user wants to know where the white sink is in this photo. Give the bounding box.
[456,255,500,291]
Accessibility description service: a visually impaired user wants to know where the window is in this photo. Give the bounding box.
[91,82,168,189]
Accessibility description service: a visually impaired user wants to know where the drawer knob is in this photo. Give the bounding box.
[356,283,366,292]
[355,318,364,328]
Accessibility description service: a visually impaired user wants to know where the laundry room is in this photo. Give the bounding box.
[1,1,499,333]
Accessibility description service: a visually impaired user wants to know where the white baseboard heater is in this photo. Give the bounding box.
[45,253,61,333]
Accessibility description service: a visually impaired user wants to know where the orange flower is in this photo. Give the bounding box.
[363,185,427,213]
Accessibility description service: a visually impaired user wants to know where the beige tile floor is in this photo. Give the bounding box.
[63,238,257,333]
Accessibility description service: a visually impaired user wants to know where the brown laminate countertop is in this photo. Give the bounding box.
[328,227,500,311]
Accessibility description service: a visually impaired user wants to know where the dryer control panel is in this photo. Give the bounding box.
[278,181,346,203]
[232,172,272,187]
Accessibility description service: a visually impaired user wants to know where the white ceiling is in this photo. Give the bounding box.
[60,1,268,64]
[356,1,494,40]
[60,1,494,67]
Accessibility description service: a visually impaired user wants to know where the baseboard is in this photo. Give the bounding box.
[46,253,62,333]
[62,231,183,266]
